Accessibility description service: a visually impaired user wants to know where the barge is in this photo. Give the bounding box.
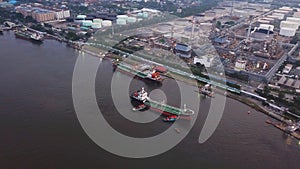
[14,31,44,43]
[113,61,165,83]
[131,87,194,116]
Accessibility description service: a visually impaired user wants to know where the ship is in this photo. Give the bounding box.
[113,60,165,83]
[163,115,179,122]
[14,31,44,43]
[198,84,214,97]
[131,87,194,116]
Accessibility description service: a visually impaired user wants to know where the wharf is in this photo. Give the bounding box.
[271,123,300,140]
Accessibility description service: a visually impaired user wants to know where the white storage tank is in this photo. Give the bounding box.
[137,12,143,18]
[263,17,275,22]
[233,9,248,17]
[91,23,102,29]
[280,21,299,29]
[93,19,102,23]
[102,20,112,27]
[76,15,87,19]
[259,24,274,31]
[280,27,296,37]
[116,18,127,25]
[272,13,285,20]
[127,17,137,23]
[117,15,128,19]
[234,59,247,71]
[279,6,293,12]
[274,9,289,14]
[142,12,148,18]
[286,17,300,24]
[82,20,93,27]
[257,19,270,24]
[294,12,300,18]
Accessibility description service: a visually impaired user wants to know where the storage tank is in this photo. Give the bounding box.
[234,59,247,71]
[286,17,300,24]
[294,12,300,18]
[263,17,275,22]
[137,12,143,18]
[257,19,270,24]
[93,18,102,23]
[102,20,112,27]
[272,13,285,20]
[259,24,274,31]
[91,22,102,29]
[280,21,299,29]
[273,9,289,14]
[142,12,148,18]
[233,9,248,17]
[77,15,87,19]
[127,17,137,23]
[279,6,293,12]
[82,20,93,27]
[205,11,216,17]
[137,18,143,22]
[116,18,127,25]
[117,15,128,19]
[280,27,296,37]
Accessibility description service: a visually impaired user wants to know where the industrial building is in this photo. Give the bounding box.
[15,4,70,22]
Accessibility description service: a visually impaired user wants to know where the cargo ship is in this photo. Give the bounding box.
[113,60,165,83]
[131,87,194,116]
[14,31,44,43]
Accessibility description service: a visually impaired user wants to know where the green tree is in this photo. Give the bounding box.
[278,91,285,100]
[216,21,222,29]
[263,86,270,96]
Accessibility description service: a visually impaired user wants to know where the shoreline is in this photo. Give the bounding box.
[80,45,300,140]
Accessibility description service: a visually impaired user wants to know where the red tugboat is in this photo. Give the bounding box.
[163,115,179,122]
[132,104,147,111]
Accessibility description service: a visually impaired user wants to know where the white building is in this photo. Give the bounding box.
[54,10,70,20]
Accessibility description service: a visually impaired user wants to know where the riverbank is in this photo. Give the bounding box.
[79,46,299,139]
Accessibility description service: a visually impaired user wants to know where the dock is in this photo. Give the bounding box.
[267,121,300,140]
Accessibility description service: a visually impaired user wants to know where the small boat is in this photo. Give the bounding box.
[174,128,181,133]
[265,119,272,124]
[132,104,146,111]
[163,115,179,122]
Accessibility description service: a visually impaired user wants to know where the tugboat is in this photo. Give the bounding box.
[30,32,44,42]
[199,84,214,97]
[132,104,147,111]
[131,87,194,116]
[163,115,179,122]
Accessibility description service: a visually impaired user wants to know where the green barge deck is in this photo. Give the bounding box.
[144,98,194,116]
[116,63,147,78]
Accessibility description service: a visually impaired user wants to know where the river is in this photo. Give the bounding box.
[0,31,299,169]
